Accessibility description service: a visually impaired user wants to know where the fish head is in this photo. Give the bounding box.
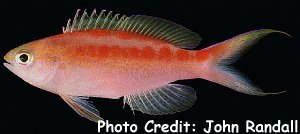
[3,40,60,89]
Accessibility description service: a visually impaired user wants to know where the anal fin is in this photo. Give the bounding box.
[60,95,102,122]
[124,84,197,115]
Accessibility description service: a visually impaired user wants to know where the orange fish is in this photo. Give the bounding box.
[3,9,289,122]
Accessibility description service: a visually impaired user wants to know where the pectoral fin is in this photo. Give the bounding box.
[124,84,197,115]
[60,95,102,122]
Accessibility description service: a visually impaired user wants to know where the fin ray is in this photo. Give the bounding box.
[60,95,103,122]
[64,9,201,49]
[148,91,168,114]
[207,29,290,65]
[143,92,162,114]
[198,29,289,95]
[124,84,197,115]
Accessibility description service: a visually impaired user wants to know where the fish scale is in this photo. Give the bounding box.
[3,9,289,122]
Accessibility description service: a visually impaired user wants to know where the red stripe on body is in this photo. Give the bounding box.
[195,50,209,62]
[158,47,172,61]
[141,46,156,60]
[48,30,209,64]
[176,49,190,61]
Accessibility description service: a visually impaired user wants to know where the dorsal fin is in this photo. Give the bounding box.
[63,9,201,49]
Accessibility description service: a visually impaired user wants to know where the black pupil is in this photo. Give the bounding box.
[19,54,28,62]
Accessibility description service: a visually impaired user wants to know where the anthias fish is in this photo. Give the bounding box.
[3,9,289,122]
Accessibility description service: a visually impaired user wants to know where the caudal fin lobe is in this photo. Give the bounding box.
[199,29,290,95]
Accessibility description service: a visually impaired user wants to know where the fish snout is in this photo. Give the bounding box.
[3,52,14,68]
[4,53,9,62]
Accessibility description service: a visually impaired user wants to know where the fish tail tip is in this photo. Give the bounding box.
[276,30,293,38]
[265,29,293,38]
[261,90,287,96]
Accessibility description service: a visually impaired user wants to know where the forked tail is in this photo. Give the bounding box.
[198,29,290,95]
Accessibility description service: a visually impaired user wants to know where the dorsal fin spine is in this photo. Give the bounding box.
[66,19,71,31]
[86,9,97,29]
[132,16,142,32]
[129,16,140,32]
[126,17,135,31]
[78,9,88,30]
[115,15,126,30]
[124,16,133,31]
[120,17,130,31]
[94,10,105,29]
[101,11,112,29]
[99,10,107,28]
[71,9,81,32]
[108,13,119,29]
[63,19,71,33]
[64,9,201,49]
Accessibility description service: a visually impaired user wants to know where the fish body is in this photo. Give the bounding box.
[34,30,206,99]
[3,9,289,122]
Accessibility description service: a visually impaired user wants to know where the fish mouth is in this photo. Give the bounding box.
[3,59,13,70]
[3,62,15,74]
[3,61,11,66]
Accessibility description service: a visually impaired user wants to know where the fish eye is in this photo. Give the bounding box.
[15,49,33,65]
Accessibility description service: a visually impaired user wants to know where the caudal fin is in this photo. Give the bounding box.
[199,29,290,95]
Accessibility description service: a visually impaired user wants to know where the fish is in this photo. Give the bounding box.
[3,9,290,122]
